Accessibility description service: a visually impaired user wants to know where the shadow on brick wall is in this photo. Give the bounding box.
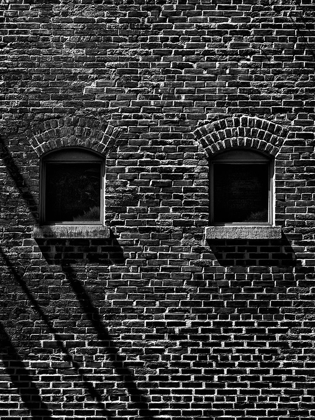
[0,135,39,221]
[207,234,297,267]
[61,263,155,419]
[0,137,155,419]
[0,246,154,419]
[0,321,53,419]
[36,232,126,265]
[0,247,116,420]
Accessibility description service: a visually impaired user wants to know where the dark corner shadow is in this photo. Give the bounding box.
[206,233,298,267]
[0,321,53,420]
[0,135,38,220]
[62,263,155,420]
[0,248,115,420]
[35,231,126,266]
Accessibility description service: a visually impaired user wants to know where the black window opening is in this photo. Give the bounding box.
[41,149,104,225]
[210,150,273,225]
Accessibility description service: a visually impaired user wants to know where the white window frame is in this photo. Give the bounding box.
[40,148,105,226]
[209,149,274,226]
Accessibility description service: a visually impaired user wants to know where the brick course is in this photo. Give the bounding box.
[0,0,315,419]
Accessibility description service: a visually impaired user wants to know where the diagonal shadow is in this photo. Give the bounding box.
[0,247,115,420]
[61,263,155,419]
[0,321,53,420]
[0,136,155,419]
[0,136,38,221]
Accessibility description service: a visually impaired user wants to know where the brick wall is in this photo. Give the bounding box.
[0,0,315,419]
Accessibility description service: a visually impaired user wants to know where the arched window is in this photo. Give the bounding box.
[40,148,104,225]
[210,150,274,225]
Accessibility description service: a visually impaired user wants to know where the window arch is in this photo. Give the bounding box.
[40,148,105,225]
[210,149,274,226]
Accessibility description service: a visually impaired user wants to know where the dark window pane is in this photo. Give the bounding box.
[46,163,101,222]
[214,164,269,223]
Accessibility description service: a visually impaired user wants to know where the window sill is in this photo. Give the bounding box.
[205,226,282,240]
[33,224,111,239]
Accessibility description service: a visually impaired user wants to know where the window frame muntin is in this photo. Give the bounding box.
[40,148,105,226]
[209,149,274,226]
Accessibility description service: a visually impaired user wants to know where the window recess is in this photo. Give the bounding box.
[34,148,110,238]
[206,150,281,240]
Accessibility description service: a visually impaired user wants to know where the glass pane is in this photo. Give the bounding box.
[45,163,101,222]
[214,164,269,223]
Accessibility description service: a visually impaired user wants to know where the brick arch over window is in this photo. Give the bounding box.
[28,117,121,157]
[194,116,288,157]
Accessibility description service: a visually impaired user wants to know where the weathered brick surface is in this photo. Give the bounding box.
[0,0,315,419]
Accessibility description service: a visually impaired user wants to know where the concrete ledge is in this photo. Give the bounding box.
[33,224,111,239]
[205,226,282,240]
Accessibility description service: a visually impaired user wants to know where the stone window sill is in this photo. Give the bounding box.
[205,226,282,240]
[33,224,111,239]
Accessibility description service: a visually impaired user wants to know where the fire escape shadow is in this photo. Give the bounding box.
[0,136,155,419]
[0,322,53,420]
[61,263,155,420]
[0,247,115,420]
